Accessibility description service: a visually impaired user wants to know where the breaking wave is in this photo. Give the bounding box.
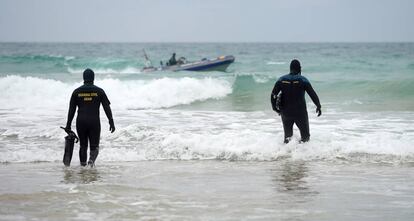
[0,75,232,110]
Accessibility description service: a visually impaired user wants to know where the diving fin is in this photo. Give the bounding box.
[275,92,282,112]
[60,127,79,166]
[271,92,283,114]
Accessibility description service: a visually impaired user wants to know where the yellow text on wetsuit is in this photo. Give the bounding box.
[78,93,98,101]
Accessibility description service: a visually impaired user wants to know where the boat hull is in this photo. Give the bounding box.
[143,55,235,73]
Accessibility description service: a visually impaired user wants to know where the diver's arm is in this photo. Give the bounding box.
[305,82,322,117]
[103,103,114,122]
[305,82,321,108]
[66,92,76,129]
[103,104,115,133]
[101,91,115,133]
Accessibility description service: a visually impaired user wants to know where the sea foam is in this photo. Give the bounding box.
[1,110,413,164]
[0,75,232,110]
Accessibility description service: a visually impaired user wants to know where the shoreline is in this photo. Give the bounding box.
[1,160,413,220]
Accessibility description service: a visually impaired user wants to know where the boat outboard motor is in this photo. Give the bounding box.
[60,126,79,166]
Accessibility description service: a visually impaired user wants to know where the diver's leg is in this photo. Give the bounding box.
[88,121,101,166]
[295,112,310,143]
[76,119,88,166]
[281,115,294,143]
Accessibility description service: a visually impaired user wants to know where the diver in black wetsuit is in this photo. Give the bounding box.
[168,53,177,66]
[65,69,115,167]
[271,59,321,143]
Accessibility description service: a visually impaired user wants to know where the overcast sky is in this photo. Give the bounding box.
[0,0,413,42]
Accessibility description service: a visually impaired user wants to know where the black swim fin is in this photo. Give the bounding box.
[60,127,79,166]
[275,92,282,112]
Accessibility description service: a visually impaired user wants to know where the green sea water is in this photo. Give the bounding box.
[1,43,414,221]
[1,43,413,112]
[0,43,413,163]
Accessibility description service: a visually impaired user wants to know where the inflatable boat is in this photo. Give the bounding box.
[142,55,235,72]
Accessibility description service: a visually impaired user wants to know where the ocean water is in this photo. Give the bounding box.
[1,43,414,220]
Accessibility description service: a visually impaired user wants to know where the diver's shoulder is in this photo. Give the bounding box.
[90,85,108,96]
[74,84,104,92]
[93,85,106,93]
[85,84,102,89]
[73,85,84,92]
[298,75,310,83]
[278,73,291,81]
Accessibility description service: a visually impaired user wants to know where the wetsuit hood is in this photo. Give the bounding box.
[83,68,95,84]
[290,59,301,75]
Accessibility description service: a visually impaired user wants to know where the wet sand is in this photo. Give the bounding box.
[1,160,414,221]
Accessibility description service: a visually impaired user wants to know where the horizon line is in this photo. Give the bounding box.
[0,41,413,44]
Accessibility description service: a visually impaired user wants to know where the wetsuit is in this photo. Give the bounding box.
[271,73,321,143]
[66,83,114,166]
[168,54,177,66]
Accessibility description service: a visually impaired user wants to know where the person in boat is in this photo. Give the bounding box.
[64,68,115,167]
[177,56,187,65]
[270,59,321,143]
[168,53,177,66]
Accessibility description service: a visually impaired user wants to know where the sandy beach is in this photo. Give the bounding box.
[1,160,414,220]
